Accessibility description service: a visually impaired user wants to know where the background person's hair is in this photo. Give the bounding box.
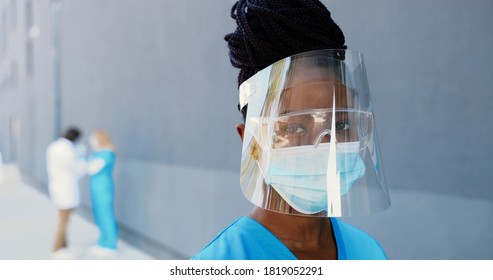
[224,0,347,120]
[92,129,116,151]
[62,127,81,142]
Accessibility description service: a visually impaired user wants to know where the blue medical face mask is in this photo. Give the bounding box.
[264,142,366,214]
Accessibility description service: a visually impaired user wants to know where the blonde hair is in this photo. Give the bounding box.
[92,129,116,151]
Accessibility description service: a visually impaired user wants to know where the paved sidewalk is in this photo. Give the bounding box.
[0,164,153,260]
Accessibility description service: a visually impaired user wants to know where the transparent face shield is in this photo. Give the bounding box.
[239,49,390,217]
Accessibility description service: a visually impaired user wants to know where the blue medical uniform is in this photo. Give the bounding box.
[89,150,118,250]
[192,216,387,260]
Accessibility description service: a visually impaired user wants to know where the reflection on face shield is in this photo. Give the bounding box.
[238,49,390,217]
[271,109,373,150]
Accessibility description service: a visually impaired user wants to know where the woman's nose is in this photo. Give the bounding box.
[320,134,331,143]
[313,130,331,147]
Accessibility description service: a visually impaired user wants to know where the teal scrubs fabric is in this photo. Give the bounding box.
[192,216,387,260]
[89,150,118,249]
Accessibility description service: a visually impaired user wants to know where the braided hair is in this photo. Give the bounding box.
[225,0,347,92]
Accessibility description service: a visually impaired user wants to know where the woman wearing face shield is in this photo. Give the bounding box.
[192,0,390,260]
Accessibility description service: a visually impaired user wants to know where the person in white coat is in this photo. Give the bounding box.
[46,127,86,256]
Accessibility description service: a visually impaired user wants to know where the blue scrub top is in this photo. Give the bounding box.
[89,150,115,188]
[192,216,387,260]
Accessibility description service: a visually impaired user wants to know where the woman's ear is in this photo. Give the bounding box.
[236,123,260,160]
[236,123,245,142]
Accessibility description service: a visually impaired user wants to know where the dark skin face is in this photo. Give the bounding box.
[273,82,356,148]
[236,124,337,260]
[233,66,356,260]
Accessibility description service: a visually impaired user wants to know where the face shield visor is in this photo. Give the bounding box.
[239,49,390,217]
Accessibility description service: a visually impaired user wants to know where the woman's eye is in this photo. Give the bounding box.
[336,121,350,131]
[286,124,306,134]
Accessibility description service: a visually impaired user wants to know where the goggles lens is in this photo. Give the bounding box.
[270,110,373,150]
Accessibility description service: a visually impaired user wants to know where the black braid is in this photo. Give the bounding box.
[225,0,347,93]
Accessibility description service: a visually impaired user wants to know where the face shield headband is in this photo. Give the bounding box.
[239,49,390,217]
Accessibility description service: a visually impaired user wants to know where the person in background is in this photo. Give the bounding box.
[46,127,86,259]
[192,0,391,260]
[86,129,119,257]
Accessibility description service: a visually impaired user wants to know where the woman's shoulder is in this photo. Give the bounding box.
[93,149,115,159]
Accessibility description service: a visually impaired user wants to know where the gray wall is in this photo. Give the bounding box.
[328,0,493,200]
[1,0,492,259]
